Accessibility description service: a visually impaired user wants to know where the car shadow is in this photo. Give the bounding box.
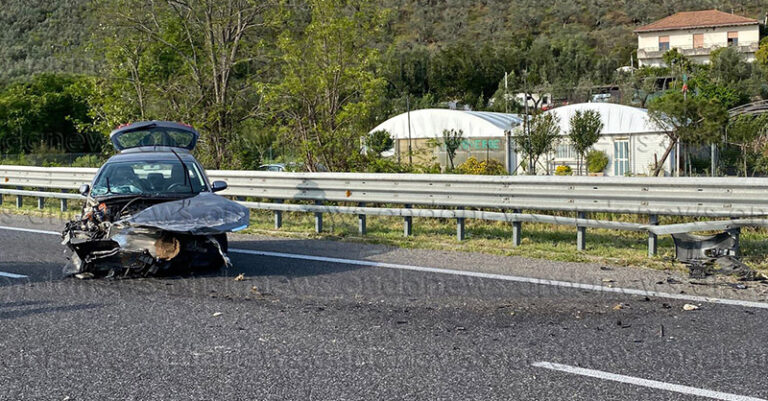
[223,238,396,279]
[0,261,67,287]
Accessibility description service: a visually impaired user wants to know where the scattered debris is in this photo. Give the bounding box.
[727,283,748,290]
[212,312,223,317]
[682,304,699,311]
[671,231,758,281]
[666,277,683,284]
[74,272,95,280]
[599,266,613,271]
[602,278,615,283]
[234,273,245,281]
[612,303,625,310]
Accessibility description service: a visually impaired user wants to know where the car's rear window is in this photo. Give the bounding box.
[114,128,196,149]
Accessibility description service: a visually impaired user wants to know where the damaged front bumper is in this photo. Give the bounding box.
[62,193,249,277]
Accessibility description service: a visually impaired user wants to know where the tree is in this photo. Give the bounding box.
[441,128,464,170]
[0,74,102,155]
[263,0,388,172]
[514,113,560,174]
[727,114,768,177]
[755,37,768,72]
[647,91,727,176]
[662,49,691,71]
[92,0,272,168]
[366,130,394,157]
[568,110,603,175]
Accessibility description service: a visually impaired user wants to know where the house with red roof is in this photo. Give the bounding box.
[634,9,760,67]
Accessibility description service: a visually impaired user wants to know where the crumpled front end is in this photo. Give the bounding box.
[62,193,249,277]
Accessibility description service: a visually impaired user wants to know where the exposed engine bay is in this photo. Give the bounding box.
[62,193,249,277]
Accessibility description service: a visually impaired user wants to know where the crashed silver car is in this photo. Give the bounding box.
[62,121,249,277]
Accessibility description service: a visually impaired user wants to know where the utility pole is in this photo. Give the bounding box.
[675,72,688,177]
[504,72,509,114]
[407,95,412,165]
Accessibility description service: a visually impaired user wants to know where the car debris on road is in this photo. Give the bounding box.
[61,121,249,277]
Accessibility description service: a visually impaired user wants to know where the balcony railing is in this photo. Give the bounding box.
[637,42,759,59]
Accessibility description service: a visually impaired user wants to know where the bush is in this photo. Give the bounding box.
[455,157,507,175]
[71,154,107,167]
[586,150,609,173]
[555,165,572,175]
[365,158,413,173]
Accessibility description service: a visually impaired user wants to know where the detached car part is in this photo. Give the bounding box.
[671,229,754,279]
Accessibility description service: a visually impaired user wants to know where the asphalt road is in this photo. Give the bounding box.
[1,214,767,400]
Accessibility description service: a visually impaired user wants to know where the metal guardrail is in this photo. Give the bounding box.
[2,166,768,256]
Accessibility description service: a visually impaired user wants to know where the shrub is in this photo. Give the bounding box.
[366,130,394,156]
[456,157,507,175]
[71,154,107,168]
[554,165,572,175]
[586,150,609,173]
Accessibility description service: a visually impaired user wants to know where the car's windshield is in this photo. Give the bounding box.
[91,160,207,197]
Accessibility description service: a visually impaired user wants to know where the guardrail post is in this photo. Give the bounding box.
[727,227,741,257]
[512,209,522,246]
[37,188,44,209]
[60,190,68,212]
[314,200,323,233]
[404,204,413,237]
[456,207,465,241]
[274,199,283,229]
[358,202,366,235]
[648,214,658,257]
[577,211,586,251]
[16,186,22,208]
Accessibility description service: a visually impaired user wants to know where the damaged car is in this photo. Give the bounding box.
[62,121,249,277]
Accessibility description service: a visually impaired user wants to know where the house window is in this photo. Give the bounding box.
[658,36,670,51]
[728,31,738,46]
[556,143,576,159]
[614,140,630,176]
[693,34,704,49]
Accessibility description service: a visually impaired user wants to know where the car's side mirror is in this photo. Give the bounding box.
[211,181,228,192]
[78,184,90,196]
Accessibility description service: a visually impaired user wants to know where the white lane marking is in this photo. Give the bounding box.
[0,271,28,279]
[229,248,768,310]
[2,224,768,310]
[532,362,766,401]
[0,226,60,236]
